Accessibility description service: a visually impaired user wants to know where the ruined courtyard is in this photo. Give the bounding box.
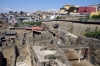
[0,21,100,66]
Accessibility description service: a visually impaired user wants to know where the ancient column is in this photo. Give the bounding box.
[78,49,81,63]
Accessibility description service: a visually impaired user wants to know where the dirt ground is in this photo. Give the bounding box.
[65,49,93,66]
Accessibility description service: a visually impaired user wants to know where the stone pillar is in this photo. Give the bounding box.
[78,49,81,63]
[86,48,89,61]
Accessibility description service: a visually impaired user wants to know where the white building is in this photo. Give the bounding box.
[23,17,33,22]
[26,12,33,16]
[8,15,18,24]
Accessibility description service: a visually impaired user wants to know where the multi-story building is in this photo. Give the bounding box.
[97,4,100,11]
[77,6,96,14]
[60,4,73,14]
[60,4,80,14]
[90,11,100,18]
[89,5,98,12]
[63,4,72,10]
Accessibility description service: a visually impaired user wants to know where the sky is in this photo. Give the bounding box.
[0,0,100,13]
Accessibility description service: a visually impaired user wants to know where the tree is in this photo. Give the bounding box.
[14,12,18,16]
[20,11,24,16]
[91,14,100,19]
[1,13,3,16]
[56,16,60,20]
[67,6,76,15]
[19,18,25,22]
[1,13,3,15]
[9,11,13,15]
[15,12,18,14]
[5,13,7,15]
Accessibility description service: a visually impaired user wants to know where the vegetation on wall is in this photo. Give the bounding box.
[18,18,26,22]
[14,23,20,27]
[91,14,100,19]
[79,18,88,22]
[84,30,100,39]
[48,55,56,59]
[56,16,61,20]
[22,21,42,26]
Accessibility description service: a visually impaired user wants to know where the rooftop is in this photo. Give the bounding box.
[26,26,43,31]
[5,31,17,35]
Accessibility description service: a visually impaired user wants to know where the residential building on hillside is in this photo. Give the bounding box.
[60,8,67,14]
[60,4,79,14]
[26,12,33,16]
[90,11,100,18]
[60,4,73,14]
[97,4,100,11]
[63,4,73,10]
[77,6,96,14]
[89,5,98,12]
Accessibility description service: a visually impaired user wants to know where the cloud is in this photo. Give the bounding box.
[3,7,11,11]
[44,9,59,11]
[1,7,59,13]
[1,7,36,13]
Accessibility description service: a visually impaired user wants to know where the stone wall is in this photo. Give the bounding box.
[0,51,3,66]
[72,36,100,66]
[42,21,73,31]
[73,23,100,35]
[42,21,100,35]
[17,45,27,55]
[43,21,100,66]
[1,46,15,66]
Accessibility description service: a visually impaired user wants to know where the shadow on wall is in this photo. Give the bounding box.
[0,51,7,66]
[15,46,19,58]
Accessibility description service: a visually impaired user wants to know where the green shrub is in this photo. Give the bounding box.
[79,18,84,21]
[22,21,42,26]
[56,16,61,20]
[14,23,20,27]
[91,14,100,20]
[84,30,100,39]
[48,55,56,59]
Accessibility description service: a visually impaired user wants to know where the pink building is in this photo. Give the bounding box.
[77,6,96,14]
